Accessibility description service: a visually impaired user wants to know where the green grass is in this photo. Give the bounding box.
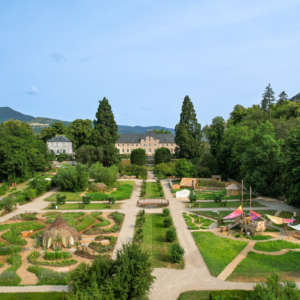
[253,240,300,252]
[250,235,273,240]
[93,216,111,227]
[228,251,300,282]
[0,246,23,255]
[28,265,68,285]
[183,214,199,230]
[45,203,121,210]
[0,293,66,300]
[177,290,211,300]
[141,182,164,199]
[187,201,265,208]
[0,221,45,232]
[90,181,134,201]
[138,214,184,269]
[75,214,96,231]
[44,192,82,202]
[2,231,27,246]
[0,254,22,286]
[192,231,248,277]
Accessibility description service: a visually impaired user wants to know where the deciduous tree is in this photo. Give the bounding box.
[69,119,93,149]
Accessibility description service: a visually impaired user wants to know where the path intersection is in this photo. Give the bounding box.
[0,174,300,299]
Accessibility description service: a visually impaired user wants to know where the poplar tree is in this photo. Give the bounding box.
[175,96,203,159]
[92,97,119,166]
[261,84,275,119]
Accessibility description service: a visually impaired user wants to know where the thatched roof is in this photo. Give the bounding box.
[212,175,221,179]
[180,178,197,187]
[226,184,240,190]
[41,215,79,248]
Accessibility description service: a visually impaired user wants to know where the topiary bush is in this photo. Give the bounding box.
[162,208,170,217]
[163,217,172,228]
[165,228,176,242]
[130,149,146,166]
[170,243,185,263]
[154,147,171,165]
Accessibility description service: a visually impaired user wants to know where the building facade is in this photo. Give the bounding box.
[47,135,74,155]
[115,130,176,155]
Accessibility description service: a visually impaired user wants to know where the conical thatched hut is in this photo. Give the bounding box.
[41,215,79,249]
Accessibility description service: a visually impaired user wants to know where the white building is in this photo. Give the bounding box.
[47,135,74,155]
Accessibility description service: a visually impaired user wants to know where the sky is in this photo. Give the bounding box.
[1,0,300,128]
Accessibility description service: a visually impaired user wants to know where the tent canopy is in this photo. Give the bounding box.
[223,206,243,219]
[266,214,296,225]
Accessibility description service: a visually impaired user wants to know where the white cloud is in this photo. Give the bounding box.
[26,86,39,96]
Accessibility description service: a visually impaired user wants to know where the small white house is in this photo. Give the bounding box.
[47,135,74,155]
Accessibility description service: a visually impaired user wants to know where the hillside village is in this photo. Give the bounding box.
[0,91,300,300]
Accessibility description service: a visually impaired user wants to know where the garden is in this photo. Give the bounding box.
[140,178,165,199]
[0,211,123,286]
[133,211,185,269]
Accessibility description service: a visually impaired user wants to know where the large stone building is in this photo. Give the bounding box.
[47,135,74,155]
[115,130,176,155]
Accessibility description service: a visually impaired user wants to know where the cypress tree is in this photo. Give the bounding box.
[261,84,275,119]
[92,97,119,166]
[175,96,203,159]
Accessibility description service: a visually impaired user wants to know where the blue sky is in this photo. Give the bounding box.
[1,0,300,128]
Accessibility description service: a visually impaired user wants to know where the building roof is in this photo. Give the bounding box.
[47,135,72,143]
[226,184,240,190]
[180,178,198,187]
[212,175,222,179]
[116,130,176,143]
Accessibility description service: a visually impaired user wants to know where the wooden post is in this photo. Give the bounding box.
[284,223,289,239]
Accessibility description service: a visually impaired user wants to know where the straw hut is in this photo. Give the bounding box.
[226,183,240,196]
[41,215,79,249]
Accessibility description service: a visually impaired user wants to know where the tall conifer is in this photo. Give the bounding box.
[261,84,275,119]
[175,96,203,159]
[92,97,119,166]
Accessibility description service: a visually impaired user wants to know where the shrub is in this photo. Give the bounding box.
[56,193,67,204]
[22,188,37,201]
[212,192,223,203]
[0,254,22,286]
[52,163,89,192]
[28,265,68,285]
[163,217,172,228]
[165,228,176,242]
[153,162,176,177]
[57,153,67,162]
[82,194,92,205]
[89,162,118,187]
[0,197,15,212]
[0,183,8,196]
[108,196,115,205]
[44,251,72,260]
[0,246,22,255]
[76,145,104,167]
[162,208,170,217]
[248,273,299,300]
[189,192,197,203]
[154,147,171,165]
[198,166,211,178]
[175,158,197,179]
[28,178,50,196]
[170,243,185,263]
[130,149,146,166]
[109,211,124,225]
[2,226,27,246]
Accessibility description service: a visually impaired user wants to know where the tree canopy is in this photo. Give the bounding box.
[175,96,203,159]
[154,147,171,165]
[153,128,172,134]
[69,119,93,150]
[130,148,146,166]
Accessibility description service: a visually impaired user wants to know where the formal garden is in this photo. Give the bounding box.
[0,210,124,286]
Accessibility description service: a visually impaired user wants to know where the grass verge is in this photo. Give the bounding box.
[45,203,121,210]
[0,254,22,286]
[44,192,82,202]
[186,201,265,208]
[253,240,300,252]
[141,182,164,199]
[0,292,66,300]
[28,265,68,285]
[192,231,248,277]
[227,251,300,282]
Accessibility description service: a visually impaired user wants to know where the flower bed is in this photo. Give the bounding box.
[28,251,77,267]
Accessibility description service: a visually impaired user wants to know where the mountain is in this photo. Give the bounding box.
[0,107,174,134]
[289,93,300,103]
[0,107,34,123]
[117,125,174,134]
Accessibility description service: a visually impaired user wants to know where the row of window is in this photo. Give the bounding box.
[120,149,174,153]
[56,150,66,154]
[49,142,68,147]
[118,143,173,147]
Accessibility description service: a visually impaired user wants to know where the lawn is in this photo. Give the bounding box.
[90,181,134,200]
[44,192,82,202]
[177,290,210,300]
[0,293,66,300]
[186,201,265,209]
[192,231,248,277]
[253,240,300,252]
[182,213,199,230]
[45,203,121,210]
[227,251,300,282]
[141,182,164,199]
[138,214,184,269]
